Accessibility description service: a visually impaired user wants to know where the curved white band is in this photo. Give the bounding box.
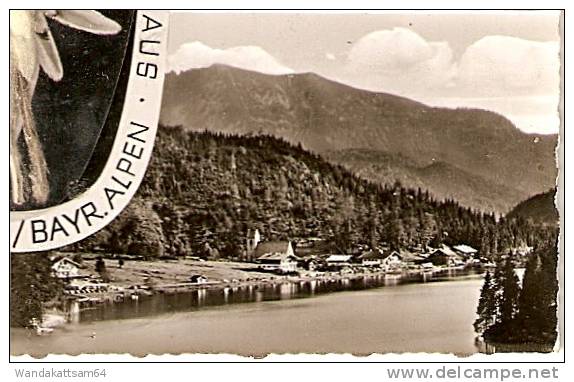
[10,11,169,252]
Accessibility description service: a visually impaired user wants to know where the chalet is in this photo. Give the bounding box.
[189,275,209,284]
[255,241,300,273]
[51,257,82,280]
[381,250,403,270]
[427,245,465,266]
[358,250,383,267]
[453,244,478,259]
[325,254,353,269]
[401,250,429,266]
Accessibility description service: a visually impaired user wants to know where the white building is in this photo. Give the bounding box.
[381,251,403,270]
[326,254,353,268]
[453,244,478,259]
[51,257,81,279]
[255,241,299,273]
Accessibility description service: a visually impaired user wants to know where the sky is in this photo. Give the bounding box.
[168,12,561,134]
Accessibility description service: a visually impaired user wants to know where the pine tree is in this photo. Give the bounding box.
[491,256,521,336]
[95,256,110,282]
[538,244,559,344]
[474,271,496,334]
[517,252,543,336]
[419,212,437,250]
[330,194,356,254]
[516,243,558,345]
[387,219,407,251]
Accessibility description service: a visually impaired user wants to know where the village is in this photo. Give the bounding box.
[45,228,526,317]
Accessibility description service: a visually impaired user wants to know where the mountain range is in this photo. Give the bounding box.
[160,64,558,213]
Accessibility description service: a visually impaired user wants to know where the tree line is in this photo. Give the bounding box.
[474,240,558,348]
[70,127,556,260]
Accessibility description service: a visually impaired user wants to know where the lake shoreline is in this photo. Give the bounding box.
[26,258,487,344]
[12,274,486,357]
[61,256,485,306]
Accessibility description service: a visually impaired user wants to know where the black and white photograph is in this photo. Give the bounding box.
[9,9,564,364]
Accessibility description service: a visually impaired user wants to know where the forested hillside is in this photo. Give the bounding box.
[325,149,519,213]
[74,127,557,259]
[507,189,559,226]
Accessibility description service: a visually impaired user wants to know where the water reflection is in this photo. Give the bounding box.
[309,279,316,294]
[12,270,487,356]
[79,269,482,323]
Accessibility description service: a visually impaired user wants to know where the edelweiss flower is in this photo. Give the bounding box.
[10,10,121,207]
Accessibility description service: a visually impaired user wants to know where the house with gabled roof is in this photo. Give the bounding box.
[400,249,428,266]
[255,241,300,273]
[357,248,401,268]
[358,250,384,267]
[453,244,478,259]
[381,250,403,270]
[51,257,82,279]
[325,254,353,269]
[427,245,465,266]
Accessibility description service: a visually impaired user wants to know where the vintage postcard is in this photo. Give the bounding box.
[9,10,563,361]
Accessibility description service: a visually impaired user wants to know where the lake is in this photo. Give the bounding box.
[10,270,484,356]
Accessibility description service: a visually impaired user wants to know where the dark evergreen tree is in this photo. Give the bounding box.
[474,271,496,334]
[95,256,109,282]
[10,253,63,327]
[538,244,559,344]
[496,257,521,326]
[517,252,543,333]
[482,256,522,342]
[516,243,559,345]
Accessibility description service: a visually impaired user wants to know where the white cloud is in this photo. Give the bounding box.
[168,41,294,75]
[340,28,560,133]
[343,28,457,95]
[348,28,434,70]
[457,36,559,97]
[343,28,559,100]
